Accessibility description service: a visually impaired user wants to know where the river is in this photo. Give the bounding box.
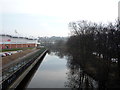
[24,52,98,88]
[27,52,69,88]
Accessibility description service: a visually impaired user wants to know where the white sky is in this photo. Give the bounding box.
[0,0,119,37]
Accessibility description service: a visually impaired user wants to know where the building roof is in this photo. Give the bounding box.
[0,34,37,40]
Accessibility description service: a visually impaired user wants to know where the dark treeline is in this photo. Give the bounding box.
[39,20,120,88]
[65,20,120,88]
[67,20,120,65]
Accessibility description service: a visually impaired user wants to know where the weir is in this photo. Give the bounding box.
[1,49,48,90]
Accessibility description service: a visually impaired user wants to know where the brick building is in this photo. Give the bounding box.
[0,34,38,49]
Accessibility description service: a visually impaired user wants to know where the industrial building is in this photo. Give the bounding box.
[0,34,38,49]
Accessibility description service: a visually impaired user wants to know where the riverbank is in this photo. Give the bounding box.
[2,48,37,66]
[69,53,120,88]
[1,48,46,74]
[1,48,47,89]
[1,47,35,52]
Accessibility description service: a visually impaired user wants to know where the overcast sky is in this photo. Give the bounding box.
[0,0,119,37]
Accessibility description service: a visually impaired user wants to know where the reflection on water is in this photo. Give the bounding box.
[27,52,68,88]
[24,44,120,89]
[27,52,99,89]
[65,55,98,89]
[65,66,97,88]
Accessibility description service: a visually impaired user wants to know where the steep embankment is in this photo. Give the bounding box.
[2,49,37,66]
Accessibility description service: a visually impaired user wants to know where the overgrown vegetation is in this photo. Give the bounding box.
[65,20,120,88]
[68,20,120,64]
[38,19,120,88]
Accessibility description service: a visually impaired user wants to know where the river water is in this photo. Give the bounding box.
[27,52,69,88]
[26,52,98,88]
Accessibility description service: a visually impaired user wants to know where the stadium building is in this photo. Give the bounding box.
[0,34,38,49]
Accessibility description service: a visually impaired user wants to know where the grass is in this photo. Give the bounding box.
[1,47,35,52]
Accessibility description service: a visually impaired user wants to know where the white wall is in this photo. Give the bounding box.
[0,35,37,44]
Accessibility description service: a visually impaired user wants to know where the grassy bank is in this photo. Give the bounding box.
[1,47,35,52]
